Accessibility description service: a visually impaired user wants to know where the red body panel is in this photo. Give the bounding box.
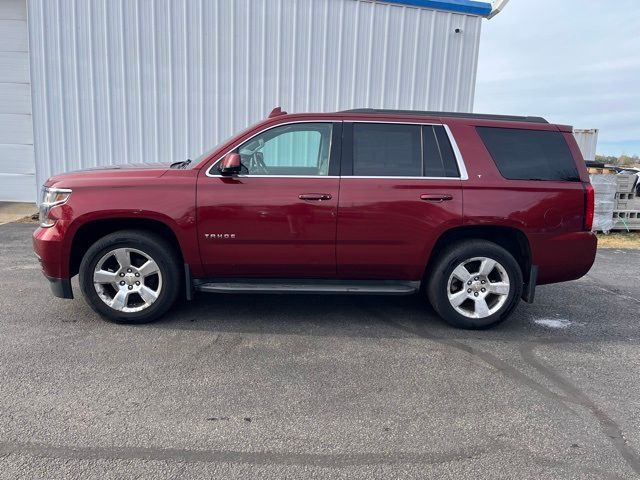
[196,175,339,277]
[33,167,202,278]
[336,178,462,279]
[448,121,596,285]
[33,111,597,294]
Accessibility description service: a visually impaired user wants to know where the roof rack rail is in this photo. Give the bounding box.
[341,109,548,124]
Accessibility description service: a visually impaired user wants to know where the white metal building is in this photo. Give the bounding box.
[0,0,34,201]
[1,0,504,202]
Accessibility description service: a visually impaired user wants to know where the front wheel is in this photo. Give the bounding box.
[79,230,181,324]
[426,240,523,329]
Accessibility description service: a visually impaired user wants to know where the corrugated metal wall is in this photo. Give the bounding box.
[27,0,482,198]
[0,0,34,202]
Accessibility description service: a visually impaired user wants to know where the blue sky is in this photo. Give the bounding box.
[475,0,640,157]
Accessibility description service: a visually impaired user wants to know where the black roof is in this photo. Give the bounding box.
[341,109,549,124]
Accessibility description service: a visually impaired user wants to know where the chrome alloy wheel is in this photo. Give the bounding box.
[446,257,510,319]
[93,247,163,313]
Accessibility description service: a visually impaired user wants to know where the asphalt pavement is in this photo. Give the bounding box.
[1,222,639,479]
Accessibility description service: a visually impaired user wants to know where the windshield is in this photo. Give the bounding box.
[191,146,219,166]
[189,133,237,169]
[190,121,280,169]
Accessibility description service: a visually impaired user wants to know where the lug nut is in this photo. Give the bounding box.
[467,280,472,285]
[119,281,125,286]
[135,273,140,277]
[481,280,486,284]
[467,289,472,293]
[481,288,486,292]
[127,268,132,273]
[119,272,125,277]
[128,285,133,290]
[135,281,140,286]
[474,292,479,297]
[474,276,479,281]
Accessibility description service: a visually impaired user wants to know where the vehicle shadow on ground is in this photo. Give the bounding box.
[147,286,624,343]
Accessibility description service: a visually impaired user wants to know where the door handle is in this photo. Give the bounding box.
[299,193,332,201]
[420,194,453,203]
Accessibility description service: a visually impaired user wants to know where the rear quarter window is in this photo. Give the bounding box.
[476,127,580,181]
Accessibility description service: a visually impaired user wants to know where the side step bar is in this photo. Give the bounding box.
[193,279,420,296]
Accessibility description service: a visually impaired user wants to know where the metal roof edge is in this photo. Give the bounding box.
[368,0,493,17]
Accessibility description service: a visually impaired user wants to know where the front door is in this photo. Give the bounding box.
[337,122,464,280]
[197,122,341,278]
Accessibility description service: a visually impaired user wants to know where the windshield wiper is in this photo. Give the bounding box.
[170,159,191,169]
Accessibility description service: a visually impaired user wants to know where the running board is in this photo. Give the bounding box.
[193,279,420,295]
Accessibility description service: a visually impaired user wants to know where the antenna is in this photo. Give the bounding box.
[268,107,287,118]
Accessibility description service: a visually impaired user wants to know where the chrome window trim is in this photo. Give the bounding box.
[210,175,340,179]
[342,176,461,180]
[442,124,469,180]
[204,118,469,180]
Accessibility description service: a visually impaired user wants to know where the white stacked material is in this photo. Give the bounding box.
[612,174,640,231]
[613,211,640,231]
[616,174,637,195]
[590,174,617,233]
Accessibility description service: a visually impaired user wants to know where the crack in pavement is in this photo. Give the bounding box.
[520,341,640,476]
[582,274,640,304]
[355,302,577,415]
[0,441,492,468]
[377,313,640,477]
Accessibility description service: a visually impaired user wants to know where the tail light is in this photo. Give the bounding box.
[583,182,595,231]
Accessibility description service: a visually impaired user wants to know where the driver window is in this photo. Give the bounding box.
[237,123,332,176]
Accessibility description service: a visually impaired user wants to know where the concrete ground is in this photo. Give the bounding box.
[0,202,37,225]
[1,221,639,479]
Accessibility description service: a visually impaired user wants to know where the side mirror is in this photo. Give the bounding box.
[219,153,241,175]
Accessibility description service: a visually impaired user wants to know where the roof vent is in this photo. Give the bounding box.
[268,107,287,118]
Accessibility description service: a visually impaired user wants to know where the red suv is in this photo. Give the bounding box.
[32,108,597,329]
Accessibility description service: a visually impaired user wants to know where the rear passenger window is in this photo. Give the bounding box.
[351,123,460,177]
[477,127,580,181]
[353,123,421,176]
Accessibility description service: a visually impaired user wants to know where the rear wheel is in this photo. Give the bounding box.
[427,240,523,329]
[79,230,181,324]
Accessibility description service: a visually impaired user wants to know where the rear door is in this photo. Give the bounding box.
[336,121,464,280]
[197,121,342,278]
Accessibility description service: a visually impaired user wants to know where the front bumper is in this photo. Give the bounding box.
[32,223,70,277]
[33,223,73,298]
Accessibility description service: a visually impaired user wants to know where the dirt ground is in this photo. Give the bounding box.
[596,231,640,249]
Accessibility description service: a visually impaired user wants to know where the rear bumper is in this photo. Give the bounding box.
[531,231,597,285]
[46,275,74,299]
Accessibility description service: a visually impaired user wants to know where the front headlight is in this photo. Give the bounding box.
[39,187,72,227]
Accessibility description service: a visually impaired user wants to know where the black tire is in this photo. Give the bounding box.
[79,230,181,324]
[426,240,523,329]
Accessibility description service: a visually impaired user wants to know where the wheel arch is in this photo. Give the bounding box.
[424,225,532,283]
[69,217,185,278]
